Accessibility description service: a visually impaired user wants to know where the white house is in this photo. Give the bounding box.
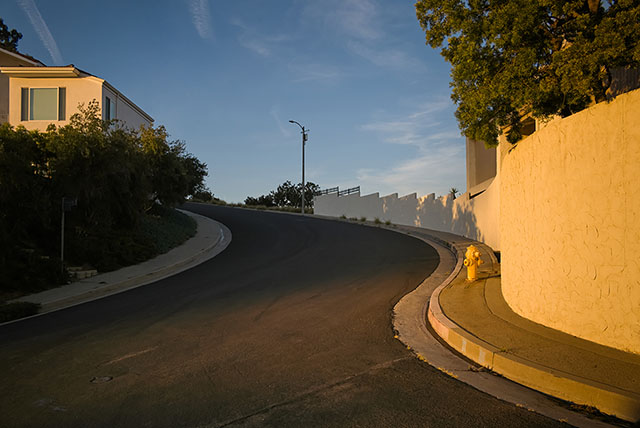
[0,47,153,131]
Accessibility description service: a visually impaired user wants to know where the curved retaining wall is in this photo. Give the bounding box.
[500,89,640,354]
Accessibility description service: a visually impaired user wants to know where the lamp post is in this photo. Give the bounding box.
[289,120,308,214]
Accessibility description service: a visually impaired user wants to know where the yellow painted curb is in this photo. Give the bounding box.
[427,245,640,423]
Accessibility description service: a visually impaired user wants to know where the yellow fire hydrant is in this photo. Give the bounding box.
[463,245,483,282]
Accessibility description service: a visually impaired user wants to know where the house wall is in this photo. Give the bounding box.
[500,88,640,354]
[102,85,152,130]
[466,138,496,190]
[6,76,101,131]
[0,73,9,124]
[0,51,39,124]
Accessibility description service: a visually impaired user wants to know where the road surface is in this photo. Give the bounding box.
[0,204,567,427]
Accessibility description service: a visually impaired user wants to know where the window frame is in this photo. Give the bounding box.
[20,87,66,122]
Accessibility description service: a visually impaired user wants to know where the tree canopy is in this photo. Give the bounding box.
[245,181,320,209]
[0,18,22,52]
[0,102,208,291]
[415,0,640,145]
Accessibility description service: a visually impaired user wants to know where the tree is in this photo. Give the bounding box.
[415,0,640,145]
[0,101,209,290]
[245,181,320,208]
[0,18,22,52]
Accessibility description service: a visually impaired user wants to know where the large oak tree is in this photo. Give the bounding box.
[416,0,640,145]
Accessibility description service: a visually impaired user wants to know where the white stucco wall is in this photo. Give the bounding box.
[314,180,500,250]
[2,71,151,132]
[102,85,152,130]
[6,76,102,131]
[500,88,640,354]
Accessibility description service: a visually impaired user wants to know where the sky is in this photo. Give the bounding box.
[4,0,466,203]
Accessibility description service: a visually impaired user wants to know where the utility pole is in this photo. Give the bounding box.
[289,120,308,214]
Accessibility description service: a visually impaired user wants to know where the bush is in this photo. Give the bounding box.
[0,104,207,295]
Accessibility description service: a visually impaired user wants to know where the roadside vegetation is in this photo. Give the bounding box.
[0,102,207,302]
[191,180,320,214]
[244,180,320,212]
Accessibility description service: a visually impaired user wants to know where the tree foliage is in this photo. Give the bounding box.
[415,0,640,145]
[245,181,320,209]
[0,18,22,52]
[0,102,207,292]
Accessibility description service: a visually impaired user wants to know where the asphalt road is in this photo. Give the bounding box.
[0,204,568,427]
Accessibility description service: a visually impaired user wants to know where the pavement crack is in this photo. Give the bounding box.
[102,346,157,366]
[213,357,412,427]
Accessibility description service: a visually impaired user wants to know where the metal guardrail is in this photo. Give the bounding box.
[314,186,360,197]
[338,186,360,197]
[315,186,339,196]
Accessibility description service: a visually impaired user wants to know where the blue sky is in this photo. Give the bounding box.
[4,0,466,203]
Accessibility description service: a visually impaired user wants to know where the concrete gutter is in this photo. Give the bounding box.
[426,240,640,423]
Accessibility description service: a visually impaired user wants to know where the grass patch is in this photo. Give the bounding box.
[138,205,197,255]
[1,205,197,299]
[359,216,367,222]
[0,301,41,323]
[339,215,347,219]
[70,204,197,272]
[206,199,314,214]
[374,217,382,224]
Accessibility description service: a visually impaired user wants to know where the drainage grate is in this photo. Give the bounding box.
[90,376,113,384]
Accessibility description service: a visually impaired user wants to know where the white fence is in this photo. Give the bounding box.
[314,176,500,250]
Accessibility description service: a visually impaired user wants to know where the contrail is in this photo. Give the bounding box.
[17,0,63,65]
[188,0,213,40]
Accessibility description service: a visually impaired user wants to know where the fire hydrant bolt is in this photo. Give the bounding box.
[464,244,483,282]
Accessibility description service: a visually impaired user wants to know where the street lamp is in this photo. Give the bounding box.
[289,120,308,214]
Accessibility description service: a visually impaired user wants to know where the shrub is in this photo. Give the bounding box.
[0,301,41,323]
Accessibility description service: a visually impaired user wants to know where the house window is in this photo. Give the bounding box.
[20,87,66,121]
[104,96,115,121]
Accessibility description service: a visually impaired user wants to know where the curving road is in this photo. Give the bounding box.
[0,204,567,427]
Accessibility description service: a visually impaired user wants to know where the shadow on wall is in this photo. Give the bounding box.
[316,184,493,248]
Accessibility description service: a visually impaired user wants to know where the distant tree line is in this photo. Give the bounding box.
[245,181,320,209]
[0,101,208,293]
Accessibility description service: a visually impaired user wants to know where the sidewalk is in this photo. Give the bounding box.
[414,228,640,423]
[6,209,231,319]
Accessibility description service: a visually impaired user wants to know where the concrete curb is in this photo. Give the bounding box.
[426,244,640,423]
[3,209,232,324]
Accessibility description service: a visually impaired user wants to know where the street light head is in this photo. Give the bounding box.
[289,120,294,123]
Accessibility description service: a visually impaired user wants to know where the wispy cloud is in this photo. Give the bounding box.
[232,19,288,57]
[347,41,427,71]
[333,0,380,40]
[17,0,63,65]
[357,143,464,198]
[270,105,291,137]
[304,0,380,41]
[304,0,424,71]
[358,99,465,197]
[361,98,452,149]
[187,0,214,40]
[288,62,344,83]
